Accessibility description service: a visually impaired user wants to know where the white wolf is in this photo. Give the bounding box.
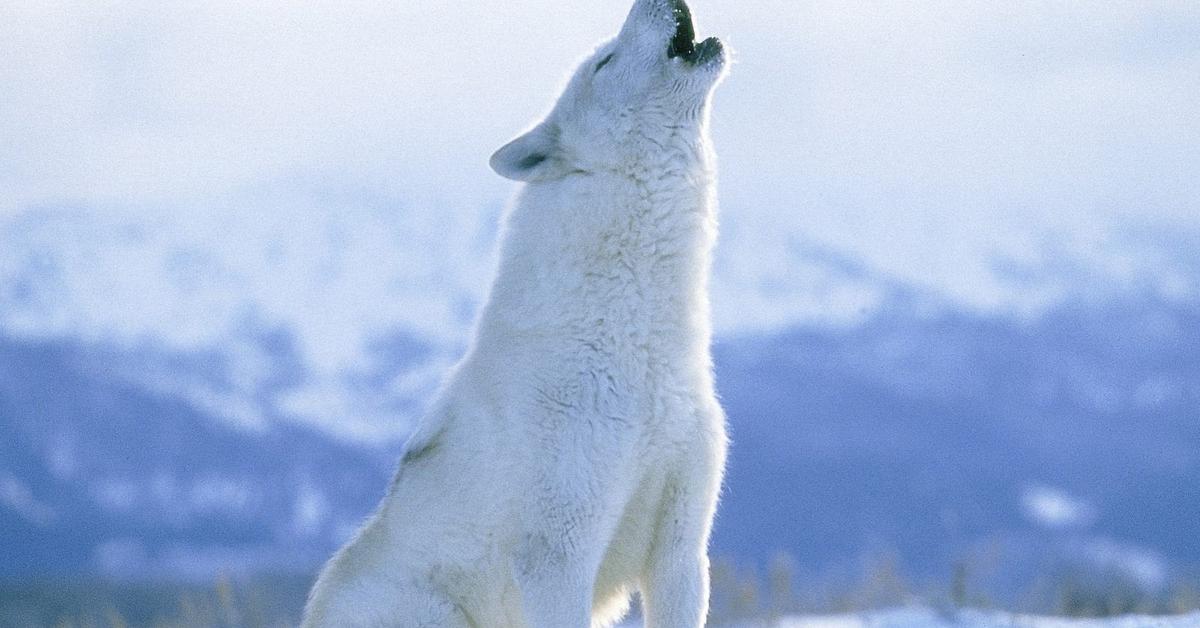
[302,0,728,625]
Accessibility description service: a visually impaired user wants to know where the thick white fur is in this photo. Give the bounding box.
[302,1,728,626]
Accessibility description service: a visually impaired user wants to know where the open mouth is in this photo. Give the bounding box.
[667,0,722,65]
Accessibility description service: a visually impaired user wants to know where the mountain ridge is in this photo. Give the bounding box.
[2,287,1196,596]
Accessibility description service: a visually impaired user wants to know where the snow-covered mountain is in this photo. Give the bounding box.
[0,334,398,579]
[712,289,1200,597]
[3,264,1197,599]
[0,191,486,443]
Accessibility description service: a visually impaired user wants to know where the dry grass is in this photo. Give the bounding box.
[0,573,309,628]
[4,555,1198,627]
[707,552,1200,624]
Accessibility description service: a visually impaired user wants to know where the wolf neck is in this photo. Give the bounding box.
[479,150,717,351]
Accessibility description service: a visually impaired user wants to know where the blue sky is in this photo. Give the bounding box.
[1,0,1197,440]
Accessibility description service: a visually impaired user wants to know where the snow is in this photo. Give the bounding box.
[292,483,330,538]
[771,608,1200,627]
[1021,484,1097,530]
[0,473,55,524]
[617,608,1200,627]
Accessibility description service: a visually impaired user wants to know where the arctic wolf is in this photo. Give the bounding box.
[302,0,728,625]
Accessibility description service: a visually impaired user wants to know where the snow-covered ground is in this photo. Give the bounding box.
[615,609,1200,628]
[743,608,1200,628]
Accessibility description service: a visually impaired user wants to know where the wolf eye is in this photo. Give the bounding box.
[594,53,615,74]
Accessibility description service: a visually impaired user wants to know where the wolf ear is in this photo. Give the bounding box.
[489,122,567,182]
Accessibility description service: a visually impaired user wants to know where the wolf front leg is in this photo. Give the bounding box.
[513,456,609,626]
[514,523,597,628]
[640,464,723,628]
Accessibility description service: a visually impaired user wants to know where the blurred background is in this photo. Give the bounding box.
[1,0,1198,625]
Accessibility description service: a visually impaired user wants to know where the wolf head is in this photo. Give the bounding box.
[491,0,728,182]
